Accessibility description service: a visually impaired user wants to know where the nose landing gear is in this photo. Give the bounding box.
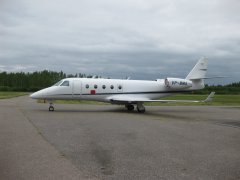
[49,102,54,111]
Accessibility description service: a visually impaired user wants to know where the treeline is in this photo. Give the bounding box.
[0,71,94,92]
[0,71,239,94]
[197,83,240,95]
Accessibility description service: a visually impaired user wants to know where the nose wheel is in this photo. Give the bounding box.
[49,102,54,111]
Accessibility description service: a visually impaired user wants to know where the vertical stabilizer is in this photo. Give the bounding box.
[186,57,208,90]
[186,57,208,80]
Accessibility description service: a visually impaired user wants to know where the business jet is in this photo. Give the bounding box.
[30,57,215,113]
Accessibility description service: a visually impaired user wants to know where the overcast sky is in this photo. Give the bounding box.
[0,0,239,84]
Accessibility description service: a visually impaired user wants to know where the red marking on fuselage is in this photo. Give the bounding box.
[90,90,96,94]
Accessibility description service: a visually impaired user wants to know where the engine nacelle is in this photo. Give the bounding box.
[164,78,192,89]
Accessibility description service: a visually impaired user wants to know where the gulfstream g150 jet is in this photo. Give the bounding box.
[30,57,215,113]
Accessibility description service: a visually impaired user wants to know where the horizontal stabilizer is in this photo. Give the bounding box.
[190,76,227,80]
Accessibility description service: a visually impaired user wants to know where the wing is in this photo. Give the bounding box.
[108,92,215,104]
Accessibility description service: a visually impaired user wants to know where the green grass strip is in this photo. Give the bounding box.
[146,94,240,106]
[0,92,29,99]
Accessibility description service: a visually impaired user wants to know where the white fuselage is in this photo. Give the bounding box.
[30,78,195,103]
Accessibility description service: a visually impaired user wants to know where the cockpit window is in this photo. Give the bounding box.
[60,81,70,86]
[53,80,63,86]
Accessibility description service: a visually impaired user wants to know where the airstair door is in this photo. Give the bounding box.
[72,80,82,98]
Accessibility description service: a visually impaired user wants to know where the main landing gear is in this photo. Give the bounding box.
[125,104,134,111]
[49,102,54,111]
[137,103,145,113]
[125,103,146,113]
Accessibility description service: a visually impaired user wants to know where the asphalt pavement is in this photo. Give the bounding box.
[0,96,240,180]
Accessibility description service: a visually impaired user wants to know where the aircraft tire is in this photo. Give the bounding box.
[137,106,145,113]
[126,104,134,111]
[49,106,54,111]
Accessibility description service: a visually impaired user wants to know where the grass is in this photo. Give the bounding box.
[146,94,240,106]
[0,92,29,99]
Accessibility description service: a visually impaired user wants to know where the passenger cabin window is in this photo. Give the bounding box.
[110,85,114,89]
[118,85,122,90]
[60,81,69,86]
[102,85,106,89]
[94,84,98,89]
[86,84,89,89]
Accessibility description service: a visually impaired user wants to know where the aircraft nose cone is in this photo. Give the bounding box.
[30,92,36,99]
[30,91,41,99]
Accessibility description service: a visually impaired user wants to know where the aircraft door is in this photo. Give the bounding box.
[72,80,82,98]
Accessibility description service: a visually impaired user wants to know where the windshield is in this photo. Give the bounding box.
[60,81,69,86]
[53,80,63,86]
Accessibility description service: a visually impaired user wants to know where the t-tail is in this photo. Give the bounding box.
[186,57,208,90]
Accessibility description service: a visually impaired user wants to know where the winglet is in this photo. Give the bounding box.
[203,92,215,102]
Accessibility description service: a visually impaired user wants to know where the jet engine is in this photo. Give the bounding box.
[164,78,192,89]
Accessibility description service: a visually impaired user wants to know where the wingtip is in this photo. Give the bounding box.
[204,92,215,102]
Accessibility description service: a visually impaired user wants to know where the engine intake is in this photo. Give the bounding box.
[165,78,192,90]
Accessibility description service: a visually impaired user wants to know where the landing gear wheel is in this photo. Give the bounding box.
[137,107,145,113]
[49,106,54,111]
[137,103,145,113]
[49,102,54,111]
[126,104,134,111]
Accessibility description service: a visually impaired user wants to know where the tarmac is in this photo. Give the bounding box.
[0,96,240,180]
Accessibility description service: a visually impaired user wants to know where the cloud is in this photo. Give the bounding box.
[0,64,36,72]
[0,0,239,84]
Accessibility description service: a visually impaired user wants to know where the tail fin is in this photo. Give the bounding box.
[186,57,208,90]
[186,57,208,80]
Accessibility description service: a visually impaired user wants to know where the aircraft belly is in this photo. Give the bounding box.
[45,94,73,100]
[80,94,110,102]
